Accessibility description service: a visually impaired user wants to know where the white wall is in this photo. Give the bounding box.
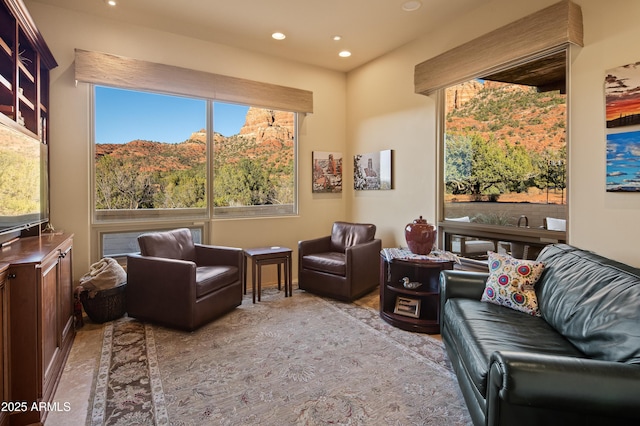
[347,0,640,267]
[25,2,349,281]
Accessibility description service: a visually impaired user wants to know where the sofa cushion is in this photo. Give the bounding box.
[195,265,239,298]
[481,251,545,316]
[443,298,586,398]
[536,244,640,364]
[301,252,346,276]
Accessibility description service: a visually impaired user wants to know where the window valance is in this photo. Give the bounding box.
[414,0,583,95]
[74,49,313,113]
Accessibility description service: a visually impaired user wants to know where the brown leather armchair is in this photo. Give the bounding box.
[126,228,243,331]
[298,221,382,302]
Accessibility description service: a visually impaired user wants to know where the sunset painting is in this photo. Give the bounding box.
[605,61,640,128]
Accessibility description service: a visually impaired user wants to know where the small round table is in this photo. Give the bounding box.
[244,246,293,303]
[380,248,455,333]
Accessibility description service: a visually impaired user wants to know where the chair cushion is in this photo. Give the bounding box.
[138,228,196,261]
[195,265,239,298]
[330,221,376,252]
[301,252,347,276]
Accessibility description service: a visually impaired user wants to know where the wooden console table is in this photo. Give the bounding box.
[379,249,454,334]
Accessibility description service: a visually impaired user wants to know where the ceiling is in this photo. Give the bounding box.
[29,0,488,72]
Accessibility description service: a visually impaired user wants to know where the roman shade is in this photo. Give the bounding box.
[414,0,583,95]
[74,49,313,113]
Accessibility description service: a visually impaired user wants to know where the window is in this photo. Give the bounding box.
[94,87,208,221]
[212,102,297,217]
[93,86,297,223]
[100,227,203,259]
[443,75,567,229]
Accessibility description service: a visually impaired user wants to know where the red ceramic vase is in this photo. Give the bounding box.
[405,216,437,255]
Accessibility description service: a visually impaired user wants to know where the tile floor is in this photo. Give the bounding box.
[45,319,103,425]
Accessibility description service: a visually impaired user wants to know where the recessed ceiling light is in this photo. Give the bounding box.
[105,0,116,6]
[402,0,422,12]
[339,50,351,58]
[272,32,286,40]
[332,35,342,41]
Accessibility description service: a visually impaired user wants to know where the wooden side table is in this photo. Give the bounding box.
[379,250,454,333]
[244,247,293,303]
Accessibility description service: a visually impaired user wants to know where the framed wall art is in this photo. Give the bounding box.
[312,151,342,193]
[605,62,640,192]
[353,149,393,190]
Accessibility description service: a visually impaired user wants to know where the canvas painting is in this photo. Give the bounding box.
[312,151,342,193]
[354,149,392,190]
[605,62,640,128]
[606,130,640,192]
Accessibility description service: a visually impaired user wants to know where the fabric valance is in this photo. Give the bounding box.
[414,0,583,95]
[74,49,313,113]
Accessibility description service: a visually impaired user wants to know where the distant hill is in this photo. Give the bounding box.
[95,107,294,174]
[445,80,566,153]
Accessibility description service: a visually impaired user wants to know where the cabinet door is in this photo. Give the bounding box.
[58,243,73,341]
[0,267,7,426]
[40,252,60,400]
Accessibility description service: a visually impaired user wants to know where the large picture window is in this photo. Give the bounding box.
[438,49,569,260]
[93,86,297,224]
[443,78,567,227]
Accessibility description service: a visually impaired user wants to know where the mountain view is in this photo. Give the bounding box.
[444,80,566,204]
[95,107,294,210]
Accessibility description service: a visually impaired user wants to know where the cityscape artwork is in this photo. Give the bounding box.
[312,151,342,193]
[354,149,393,190]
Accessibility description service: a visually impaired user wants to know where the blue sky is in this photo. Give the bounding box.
[95,86,249,143]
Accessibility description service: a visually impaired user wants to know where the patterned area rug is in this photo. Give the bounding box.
[90,289,472,425]
[90,319,168,425]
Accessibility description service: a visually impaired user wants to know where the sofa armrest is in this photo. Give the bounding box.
[298,235,332,257]
[488,351,640,421]
[439,270,488,328]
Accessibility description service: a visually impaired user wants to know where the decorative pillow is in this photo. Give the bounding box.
[481,251,545,316]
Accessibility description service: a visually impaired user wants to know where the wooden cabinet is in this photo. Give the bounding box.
[380,253,453,334]
[0,264,8,426]
[0,0,56,142]
[2,234,74,426]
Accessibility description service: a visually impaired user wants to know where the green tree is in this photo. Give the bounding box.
[213,158,276,206]
[95,155,154,209]
[155,167,206,208]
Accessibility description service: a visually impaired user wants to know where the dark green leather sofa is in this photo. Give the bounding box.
[440,244,640,426]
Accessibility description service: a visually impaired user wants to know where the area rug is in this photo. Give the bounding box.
[90,318,168,425]
[91,289,472,425]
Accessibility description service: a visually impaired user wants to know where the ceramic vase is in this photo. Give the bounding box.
[405,216,436,255]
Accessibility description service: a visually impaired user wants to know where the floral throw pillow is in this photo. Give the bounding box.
[481,251,545,316]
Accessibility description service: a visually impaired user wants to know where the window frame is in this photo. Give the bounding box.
[90,84,299,258]
[435,46,572,251]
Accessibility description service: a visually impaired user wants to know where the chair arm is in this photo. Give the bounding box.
[298,235,332,257]
[346,238,382,270]
[488,351,640,420]
[195,244,243,269]
[345,239,382,294]
[126,254,196,309]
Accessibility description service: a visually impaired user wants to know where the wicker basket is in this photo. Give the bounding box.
[80,282,127,323]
